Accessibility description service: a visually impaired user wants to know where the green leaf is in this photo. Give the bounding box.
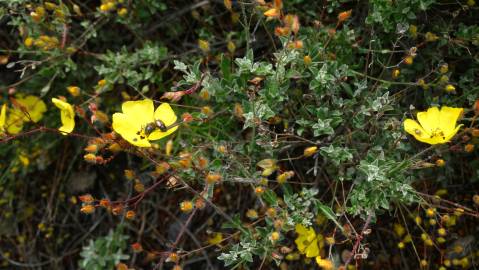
[262,189,278,206]
[316,203,345,234]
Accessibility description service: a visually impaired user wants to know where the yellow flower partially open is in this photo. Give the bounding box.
[14,95,47,122]
[6,110,24,135]
[52,98,75,135]
[112,99,178,148]
[5,95,47,134]
[403,106,463,145]
[295,224,323,258]
[0,104,6,134]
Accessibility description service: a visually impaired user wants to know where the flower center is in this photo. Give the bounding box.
[133,129,148,142]
[430,128,445,140]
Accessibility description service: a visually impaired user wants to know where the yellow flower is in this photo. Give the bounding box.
[117,8,128,17]
[403,106,463,145]
[198,39,210,53]
[5,95,47,134]
[263,8,280,18]
[316,257,334,270]
[0,104,6,133]
[303,146,318,157]
[52,98,75,134]
[112,99,178,147]
[207,233,223,246]
[67,86,81,97]
[294,224,320,258]
[14,95,47,123]
[338,10,352,23]
[6,110,24,134]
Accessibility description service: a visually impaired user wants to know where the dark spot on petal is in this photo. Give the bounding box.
[140,136,145,139]
[136,131,141,135]
[133,138,138,142]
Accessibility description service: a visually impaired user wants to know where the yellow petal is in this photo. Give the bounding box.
[207,233,223,245]
[264,8,280,17]
[295,224,309,235]
[52,98,75,134]
[121,99,154,125]
[112,113,151,147]
[439,106,463,135]
[443,124,462,143]
[403,119,432,143]
[6,109,24,134]
[305,238,320,257]
[0,104,6,132]
[148,103,178,141]
[16,95,47,123]
[257,158,277,170]
[417,107,440,133]
[295,235,307,252]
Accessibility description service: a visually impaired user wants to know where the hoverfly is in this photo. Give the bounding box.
[143,119,182,136]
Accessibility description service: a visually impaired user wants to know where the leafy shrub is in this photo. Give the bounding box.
[0,0,478,269]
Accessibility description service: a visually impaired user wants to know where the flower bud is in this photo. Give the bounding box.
[465,144,474,153]
[112,205,123,215]
[276,171,294,184]
[117,8,128,17]
[182,112,193,123]
[180,200,194,213]
[338,10,352,22]
[124,169,135,180]
[392,69,400,79]
[435,159,445,167]
[199,89,210,100]
[195,198,206,209]
[84,144,98,153]
[97,79,107,87]
[201,106,214,117]
[275,26,291,36]
[254,186,265,195]
[80,205,95,214]
[474,100,479,115]
[439,64,448,74]
[303,55,312,65]
[206,173,222,184]
[161,91,186,102]
[264,8,280,18]
[125,210,136,219]
[270,231,280,242]
[246,209,258,219]
[472,194,479,205]
[67,86,80,97]
[403,56,413,65]
[165,139,174,156]
[99,199,110,208]
[79,194,94,203]
[196,156,208,169]
[227,41,236,54]
[425,32,439,42]
[167,252,179,262]
[131,242,143,252]
[409,25,417,38]
[84,153,97,163]
[445,84,456,92]
[303,146,318,157]
[198,39,210,53]
[134,181,145,193]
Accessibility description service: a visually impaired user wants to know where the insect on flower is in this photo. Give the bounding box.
[403,106,463,145]
[143,118,180,136]
[112,99,178,147]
